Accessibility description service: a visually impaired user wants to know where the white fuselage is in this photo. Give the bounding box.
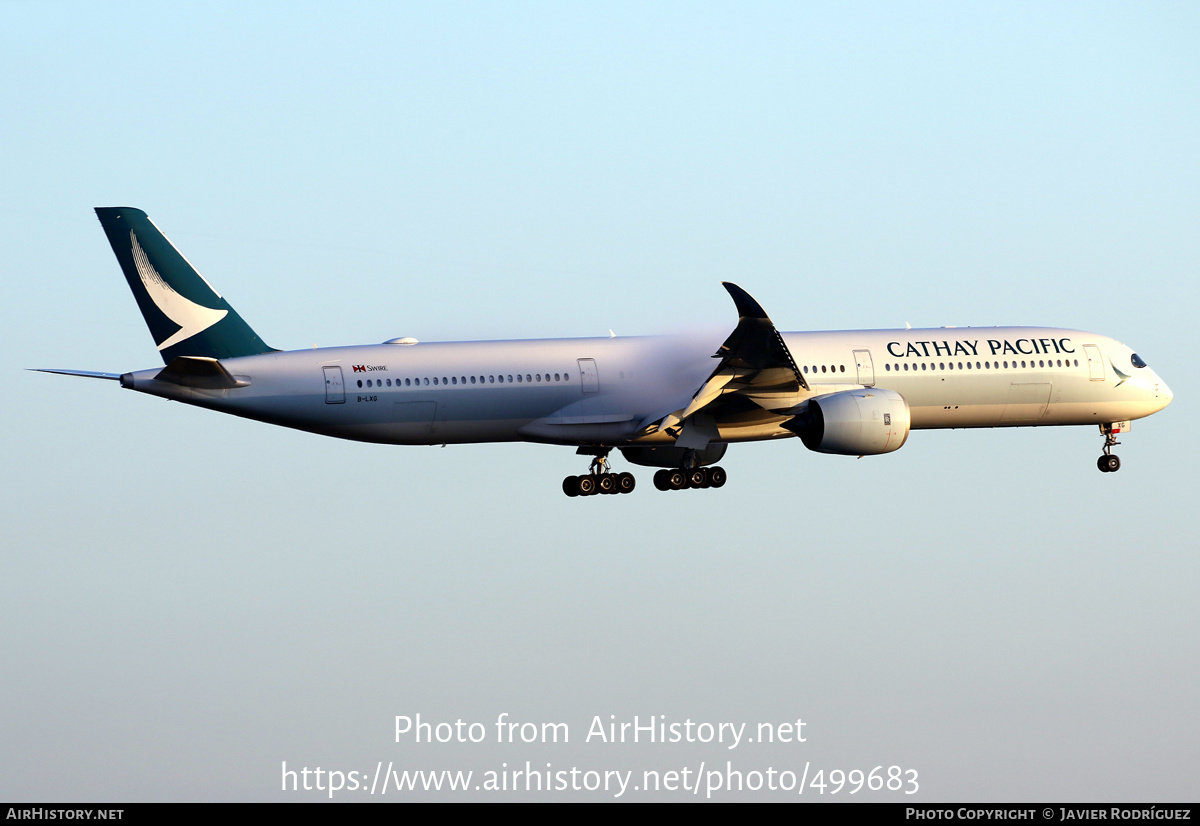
[120,326,1172,448]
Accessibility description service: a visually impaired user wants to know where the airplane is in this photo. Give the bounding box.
[35,207,1173,496]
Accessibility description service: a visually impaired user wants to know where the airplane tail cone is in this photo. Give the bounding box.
[94,207,274,363]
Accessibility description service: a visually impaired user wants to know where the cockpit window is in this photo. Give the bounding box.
[1131,353,1148,368]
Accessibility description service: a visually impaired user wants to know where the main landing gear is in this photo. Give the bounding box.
[562,450,636,497]
[1097,424,1122,473]
[652,465,728,491]
[647,448,728,492]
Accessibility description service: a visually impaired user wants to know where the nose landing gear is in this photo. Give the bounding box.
[562,449,636,497]
[1097,423,1123,473]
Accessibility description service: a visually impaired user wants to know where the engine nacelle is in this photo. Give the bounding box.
[620,443,728,468]
[786,388,910,455]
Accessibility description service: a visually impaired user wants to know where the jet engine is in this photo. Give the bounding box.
[785,389,910,455]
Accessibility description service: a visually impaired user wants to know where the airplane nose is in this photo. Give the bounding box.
[1156,376,1173,409]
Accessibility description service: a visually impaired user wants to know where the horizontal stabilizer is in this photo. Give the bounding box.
[154,356,248,389]
[30,368,121,381]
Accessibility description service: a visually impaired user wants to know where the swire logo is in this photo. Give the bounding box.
[353,365,366,372]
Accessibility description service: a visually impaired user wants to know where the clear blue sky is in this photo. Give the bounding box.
[2,1,1196,801]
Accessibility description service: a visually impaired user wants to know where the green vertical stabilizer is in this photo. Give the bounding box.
[94,207,274,363]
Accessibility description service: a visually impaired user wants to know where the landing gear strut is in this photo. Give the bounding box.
[1097,424,1122,473]
[562,448,636,497]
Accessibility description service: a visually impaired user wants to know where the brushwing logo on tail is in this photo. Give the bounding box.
[130,231,227,350]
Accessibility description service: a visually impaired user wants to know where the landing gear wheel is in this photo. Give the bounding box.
[667,469,687,490]
[1098,454,1120,473]
[708,466,727,488]
[566,448,637,497]
[654,470,670,491]
[688,468,708,489]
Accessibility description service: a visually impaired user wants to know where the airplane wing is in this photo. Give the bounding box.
[639,282,810,447]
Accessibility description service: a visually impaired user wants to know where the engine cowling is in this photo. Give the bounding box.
[786,388,910,455]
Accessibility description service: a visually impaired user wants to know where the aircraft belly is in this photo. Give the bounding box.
[909,399,1155,429]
